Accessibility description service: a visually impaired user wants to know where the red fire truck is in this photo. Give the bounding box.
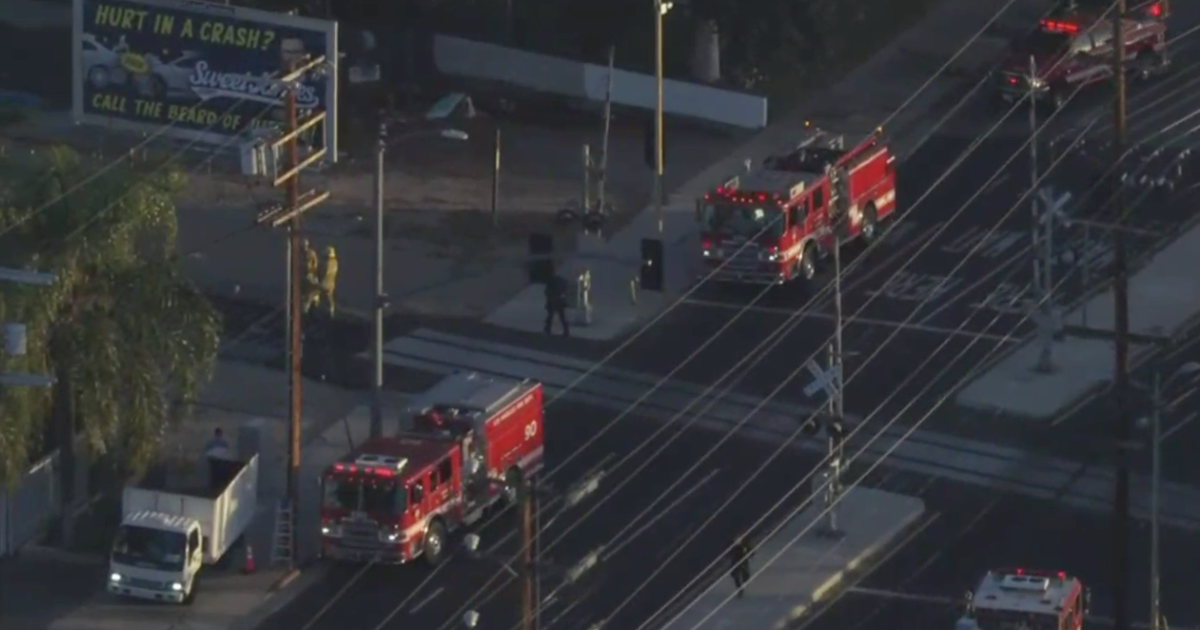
[998,6,1168,109]
[318,372,545,565]
[957,568,1090,630]
[696,124,897,285]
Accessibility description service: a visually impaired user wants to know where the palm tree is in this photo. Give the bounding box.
[0,146,220,487]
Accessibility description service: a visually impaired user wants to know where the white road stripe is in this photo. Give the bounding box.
[408,586,444,614]
[680,298,1016,342]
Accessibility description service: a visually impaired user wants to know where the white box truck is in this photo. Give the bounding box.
[107,454,258,604]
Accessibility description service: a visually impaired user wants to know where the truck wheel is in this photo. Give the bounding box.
[504,467,524,506]
[423,520,447,566]
[859,204,880,243]
[799,243,818,282]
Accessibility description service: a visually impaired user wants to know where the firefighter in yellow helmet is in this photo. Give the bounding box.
[302,239,322,314]
[319,245,338,318]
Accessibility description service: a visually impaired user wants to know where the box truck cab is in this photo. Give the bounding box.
[107,454,258,604]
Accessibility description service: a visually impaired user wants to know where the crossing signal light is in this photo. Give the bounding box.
[801,417,820,436]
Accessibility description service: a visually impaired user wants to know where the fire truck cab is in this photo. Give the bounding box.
[998,6,1168,109]
[957,568,1090,630]
[696,124,896,286]
[318,372,545,566]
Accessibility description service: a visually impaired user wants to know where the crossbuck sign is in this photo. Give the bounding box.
[803,359,838,400]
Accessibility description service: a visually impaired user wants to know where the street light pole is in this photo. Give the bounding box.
[653,0,672,233]
[1150,367,1162,630]
[371,122,386,438]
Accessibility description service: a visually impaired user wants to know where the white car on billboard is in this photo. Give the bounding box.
[134,51,203,100]
[81,33,130,89]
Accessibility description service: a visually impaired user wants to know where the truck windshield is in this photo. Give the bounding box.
[322,475,406,514]
[702,203,784,238]
[1024,30,1073,57]
[111,525,187,572]
[975,608,1059,630]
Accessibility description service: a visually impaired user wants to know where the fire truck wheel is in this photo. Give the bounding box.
[799,244,818,281]
[860,204,880,243]
[423,520,447,566]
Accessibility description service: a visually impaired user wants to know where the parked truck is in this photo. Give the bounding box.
[107,454,259,604]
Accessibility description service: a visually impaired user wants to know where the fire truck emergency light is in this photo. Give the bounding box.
[1040,19,1079,33]
[1150,2,1162,17]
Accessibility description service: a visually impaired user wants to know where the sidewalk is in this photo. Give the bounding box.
[483,0,1051,341]
[376,327,1200,530]
[955,221,1200,420]
[9,362,387,630]
[661,488,925,630]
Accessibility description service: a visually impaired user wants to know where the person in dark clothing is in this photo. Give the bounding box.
[543,274,570,336]
[729,534,754,598]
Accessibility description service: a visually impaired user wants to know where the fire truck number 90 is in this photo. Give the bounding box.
[524,422,538,440]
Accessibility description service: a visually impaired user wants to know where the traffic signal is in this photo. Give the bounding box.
[828,420,846,445]
[800,417,820,436]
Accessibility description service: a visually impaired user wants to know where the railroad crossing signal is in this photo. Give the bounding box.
[803,359,838,400]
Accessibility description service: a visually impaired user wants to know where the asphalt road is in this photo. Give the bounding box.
[254,399,830,630]
[807,468,1200,630]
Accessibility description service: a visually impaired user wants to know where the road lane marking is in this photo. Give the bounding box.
[408,586,444,614]
[680,298,1016,342]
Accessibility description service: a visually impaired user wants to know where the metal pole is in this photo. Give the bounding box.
[533,480,542,630]
[492,126,501,227]
[654,0,665,233]
[1030,54,1053,372]
[285,69,303,568]
[1151,368,1162,630]
[370,123,385,438]
[521,484,535,630]
[597,45,615,215]
[1112,4,1132,630]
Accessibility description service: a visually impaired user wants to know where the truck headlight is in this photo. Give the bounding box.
[171,582,183,592]
[1029,77,1045,88]
[110,573,121,583]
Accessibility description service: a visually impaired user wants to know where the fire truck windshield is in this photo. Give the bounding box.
[1024,29,1073,57]
[974,608,1059,630]
[702,203,784,238]
[322,474,406,515]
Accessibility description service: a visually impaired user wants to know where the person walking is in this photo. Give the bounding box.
[543,273,570,337]
[729,534,754,599]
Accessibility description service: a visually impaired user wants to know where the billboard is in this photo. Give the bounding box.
[71,0,337,159]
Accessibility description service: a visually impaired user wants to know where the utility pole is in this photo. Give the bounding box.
[520,480,536,630]
[370,121,386,438]
[1111,4,1131,630]
[653,0,672,232]
[1149,368,1162,630]
[596,46,615,215]
[256,54,331,568]
[1029,53,1051,373]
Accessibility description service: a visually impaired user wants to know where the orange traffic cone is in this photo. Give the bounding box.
[242,543,257,574]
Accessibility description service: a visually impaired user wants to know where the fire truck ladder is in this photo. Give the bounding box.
[799,127,845,150]
[271,500,294,566]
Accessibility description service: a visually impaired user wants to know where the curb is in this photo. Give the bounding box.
[787,499,929,624]
[228,565,328,630]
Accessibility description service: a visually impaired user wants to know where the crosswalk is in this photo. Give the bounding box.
[378,328,1200,531]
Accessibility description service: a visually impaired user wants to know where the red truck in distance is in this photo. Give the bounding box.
[998,6,1168,109]
[696,123,897,286]
[318,372,545,565]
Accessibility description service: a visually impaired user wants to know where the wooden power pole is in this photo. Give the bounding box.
[1111,3,1132,630]
[521,482,537,630]
[256,54,331,567]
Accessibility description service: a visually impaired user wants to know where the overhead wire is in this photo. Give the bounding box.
[410,2,1161,624]
[624,72,1200,630]
[295,5,1055,626]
